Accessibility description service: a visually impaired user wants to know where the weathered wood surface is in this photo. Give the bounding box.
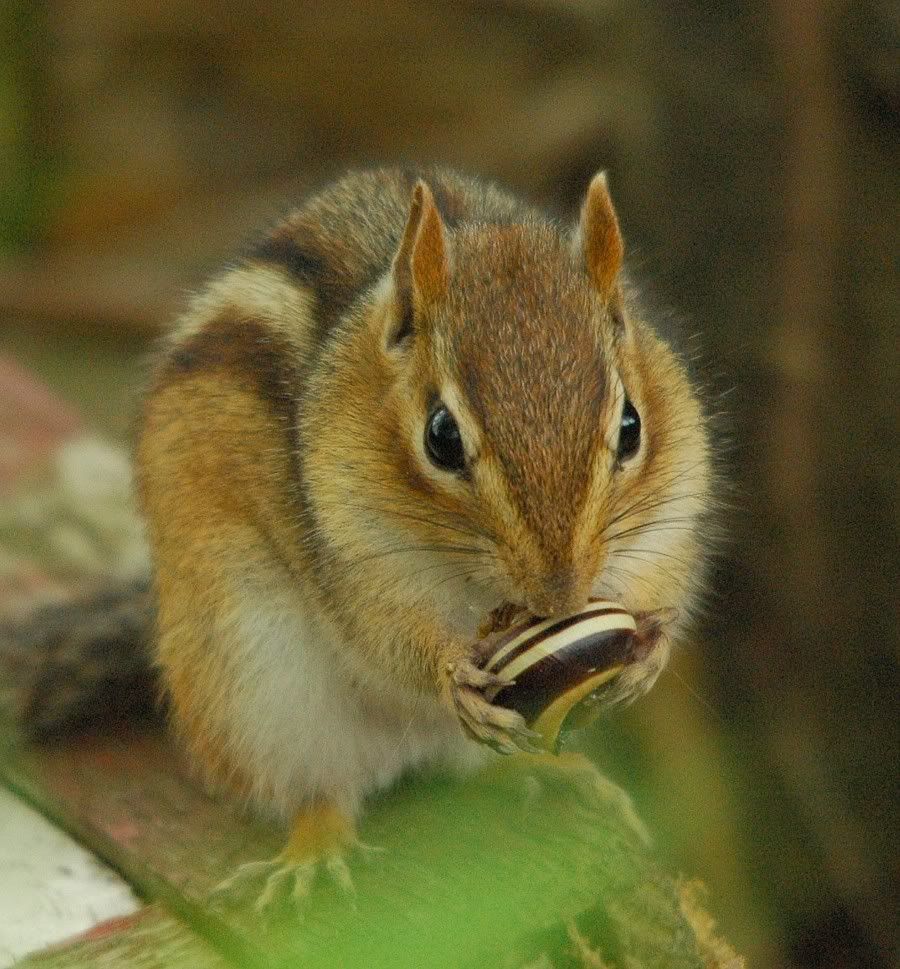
[16,906,229,969]
[1,726,739,969]
[0,786,139,968]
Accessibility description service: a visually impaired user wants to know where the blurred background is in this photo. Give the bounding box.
[0,1,897,967]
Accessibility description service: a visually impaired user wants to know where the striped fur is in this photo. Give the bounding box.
[134,166,715,826]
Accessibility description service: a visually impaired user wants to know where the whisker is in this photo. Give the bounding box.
[609,547,692,568]
[334,496,487,543]
[600,486,714,537]
[668,668,723,724]
[606,550,683,589]
[601,463,710,532]
[605,519,702,546]
[600,561,648,588]
[416,566,487,604]
[347,543,486,569]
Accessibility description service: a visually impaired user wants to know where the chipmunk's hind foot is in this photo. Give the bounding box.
[212,801,380,914]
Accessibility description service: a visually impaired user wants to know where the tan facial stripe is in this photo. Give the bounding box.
[497,610,637,683]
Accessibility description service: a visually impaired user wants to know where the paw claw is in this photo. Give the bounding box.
[326,854,356,896]
[290,862,316,904]
[449,659,505,692]
[446,656,533,755]
[356,839,385,861]
[209,860,271,906]
[213,842,371,912]
[255,864,294,913]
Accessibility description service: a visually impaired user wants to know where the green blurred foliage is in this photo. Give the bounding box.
[0,1,57,252]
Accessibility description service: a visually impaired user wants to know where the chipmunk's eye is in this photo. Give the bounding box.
[616,397,641,463]
[425,404,466,473]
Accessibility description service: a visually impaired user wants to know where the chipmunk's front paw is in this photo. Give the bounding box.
[444,655,540,755]
[212,803,379,913]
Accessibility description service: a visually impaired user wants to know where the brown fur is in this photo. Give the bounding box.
[135,165,714,822]
[393,181,450,315]
[138,315,312,796]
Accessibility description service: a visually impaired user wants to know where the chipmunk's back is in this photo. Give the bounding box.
[248,167,533,344]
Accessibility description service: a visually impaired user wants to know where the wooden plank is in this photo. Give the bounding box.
[16,905,231,969]
[0,786,140,968]
[0,357,82,493]
[0,726,727,969]
[0,728,277,968]
[4,728,278,900]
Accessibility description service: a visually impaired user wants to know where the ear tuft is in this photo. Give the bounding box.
[389,181,450,347]
[577,171,624,301]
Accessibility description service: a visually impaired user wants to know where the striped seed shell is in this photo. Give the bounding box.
[487,601,638,752]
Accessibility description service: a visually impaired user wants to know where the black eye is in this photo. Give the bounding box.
[425,404,466,473]
[616,397,641,462]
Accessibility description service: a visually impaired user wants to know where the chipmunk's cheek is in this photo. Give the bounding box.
[437,582,500,639]
[615,634,672,705]
[583,608,673,711]
[590,559,657,616]
[487,555,531,613]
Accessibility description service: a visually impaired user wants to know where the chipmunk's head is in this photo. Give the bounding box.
[316,172,713,655]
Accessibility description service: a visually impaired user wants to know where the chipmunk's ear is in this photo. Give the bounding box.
[575,171,623,302]
[388,181,450,348]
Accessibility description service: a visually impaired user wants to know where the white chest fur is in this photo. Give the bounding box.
[216,580,484,821]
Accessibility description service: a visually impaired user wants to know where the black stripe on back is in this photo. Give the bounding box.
[253,233,325,284]
[249,226,384,343]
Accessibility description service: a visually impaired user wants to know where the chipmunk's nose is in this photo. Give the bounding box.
[524,568,591,619]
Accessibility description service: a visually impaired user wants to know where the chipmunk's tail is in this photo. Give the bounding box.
[0,574,160,738]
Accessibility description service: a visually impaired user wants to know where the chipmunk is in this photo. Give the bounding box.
[6,166,715,906]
